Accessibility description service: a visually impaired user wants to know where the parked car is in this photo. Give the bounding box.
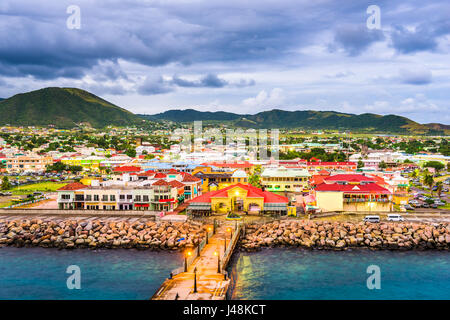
[403,205,414,211]
[364,215,380,223]
[388,214,405,221]
[435,201,446,206]
[422,203,430,208]
[430,204,438,208]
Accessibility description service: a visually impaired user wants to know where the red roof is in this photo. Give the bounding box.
[153,179,170,186]
[318,169,330,175]
[168,169,179,174]
[154,172,167,179]
[168,180,185,188]
[182,173,201,182]
[202,161,254,168]
[189,183,288,204]
[57,182,88,191]
[315,182,390,194]
[113,166,141,173]
[324,174,376,183]
[137,170,156,177]
[307,162,357,166]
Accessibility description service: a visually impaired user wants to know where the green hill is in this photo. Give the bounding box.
[0,87,141,128]
[142,109,242,122]
[150,108,448,134]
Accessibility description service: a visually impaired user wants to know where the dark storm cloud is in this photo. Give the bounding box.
[390,20,450,54]
[137,76,174,95]
[171,73,253,88]
[330,25,385,56]
[0,0,449,81]
[398,68,432,85]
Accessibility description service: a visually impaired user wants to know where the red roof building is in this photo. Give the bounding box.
[187,183,289,216]
[113,166,141,173]
[57,182,89,191]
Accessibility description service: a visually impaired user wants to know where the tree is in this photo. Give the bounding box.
[423,174,434,193]
[379,161,387,169]
[248,174,261,188]
[125,148,136,158]
[357,160,364,168]
[424,161,445,172]
[436,181,443,197]
[1,176,12,190]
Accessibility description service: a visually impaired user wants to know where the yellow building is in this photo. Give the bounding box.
[187,183,289,216]
[315,182,392,212]
[193,167,248,192]
[260,167,311,192]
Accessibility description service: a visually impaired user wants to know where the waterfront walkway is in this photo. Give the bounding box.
[152,221,239,300]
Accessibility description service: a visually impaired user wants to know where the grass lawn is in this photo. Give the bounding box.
[8,182,67,194]
[0,201,13,208]
[438,203,450,210]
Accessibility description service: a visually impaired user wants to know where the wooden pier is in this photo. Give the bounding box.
[152,221,241,300]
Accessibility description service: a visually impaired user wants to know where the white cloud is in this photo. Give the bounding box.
[242,88,285,108]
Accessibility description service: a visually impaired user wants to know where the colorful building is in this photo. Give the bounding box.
[187,183,289,216]
[260,167,310,192]
[314,174,392,212]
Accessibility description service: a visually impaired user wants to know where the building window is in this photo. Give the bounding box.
[94,195,99,201]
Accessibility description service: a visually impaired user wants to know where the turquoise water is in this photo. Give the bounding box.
[229,249,450,300]
[1,247,449,300]
[0,247,182,300]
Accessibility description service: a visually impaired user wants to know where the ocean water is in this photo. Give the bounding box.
[0,247,182,300]
[229,249,450,300]
[1,247,449,300]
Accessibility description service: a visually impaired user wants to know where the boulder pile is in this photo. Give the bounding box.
[0,219,206,250]
[240,220,450,251]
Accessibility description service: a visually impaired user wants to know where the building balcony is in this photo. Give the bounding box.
[57,198,72,203]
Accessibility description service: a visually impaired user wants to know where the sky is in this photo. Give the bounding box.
[0,0,449,124]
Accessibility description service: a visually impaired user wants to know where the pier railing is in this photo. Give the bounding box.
[170,225,215,277]
[220,222,242,272]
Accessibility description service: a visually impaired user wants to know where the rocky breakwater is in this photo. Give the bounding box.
[0,219,206,250]
[241,220,450,251]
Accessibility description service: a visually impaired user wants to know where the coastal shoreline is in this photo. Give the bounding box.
[0,218,205,250]
[1,218,450,251]
[241,220,450,251]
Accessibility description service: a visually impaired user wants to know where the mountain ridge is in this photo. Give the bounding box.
[0,87,447,134]
[0,87,141,128]
[144,108,448,134]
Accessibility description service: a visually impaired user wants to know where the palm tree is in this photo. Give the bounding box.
[423,174,434,195]
[436,181,443,197]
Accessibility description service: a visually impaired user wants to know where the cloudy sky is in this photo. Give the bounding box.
[0,0,449,123]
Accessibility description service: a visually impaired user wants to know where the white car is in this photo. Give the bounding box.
[364,215,380,223]
[387,214,405,222]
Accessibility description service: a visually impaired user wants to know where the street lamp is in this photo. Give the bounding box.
[214,251,220,273]
[193,267,198,293]
[206,226,212,244]
[227,227,233,241]
[184,250,192,272]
